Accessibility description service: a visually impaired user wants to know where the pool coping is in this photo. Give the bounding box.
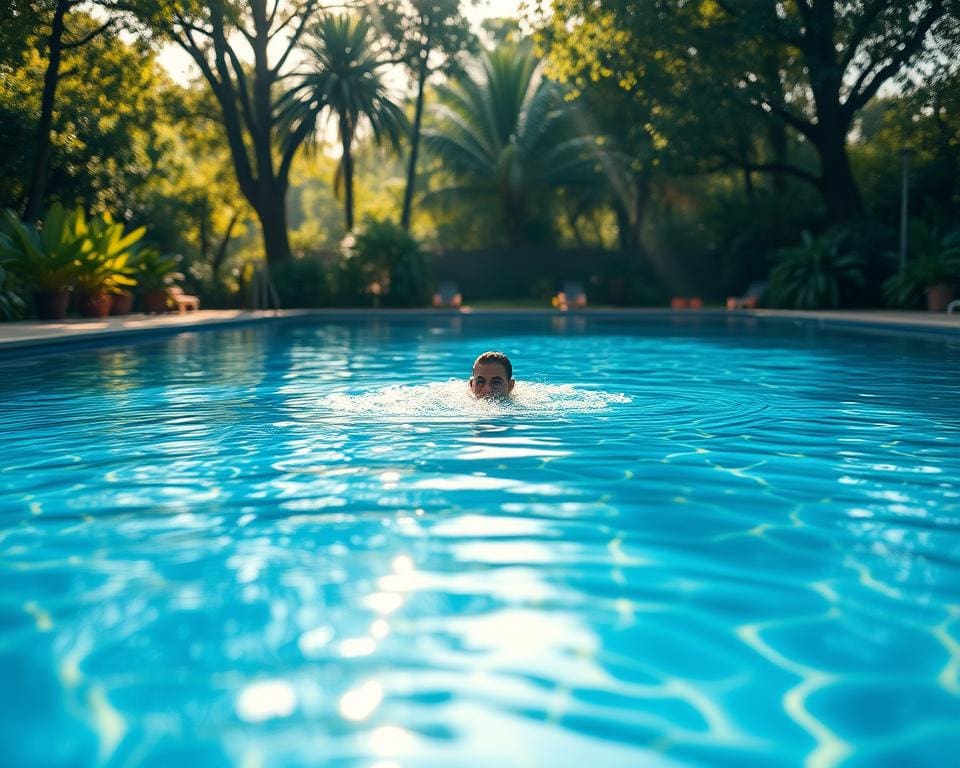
[0,307,958,351]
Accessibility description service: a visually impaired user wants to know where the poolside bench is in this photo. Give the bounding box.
[169,286,200,312]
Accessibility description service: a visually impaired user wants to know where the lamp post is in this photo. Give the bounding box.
[899,147,913,276]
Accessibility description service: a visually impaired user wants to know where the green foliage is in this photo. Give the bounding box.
[0,263,27,320]
[0,12,171,214]
[270,256,332,308]
[132,248,183,291]
[424,42,603,246]
[379,1,475,79]
[341,218,431,307]
[280,12,408,231]
[0,203,86,291]
[538,0,960,224]
[0,203,151,307]
[74,212,144,295]
[854,69,960,231]
[768,229,865,309]
[882,224,960,307]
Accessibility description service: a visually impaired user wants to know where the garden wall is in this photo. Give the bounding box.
[430,248,660,303]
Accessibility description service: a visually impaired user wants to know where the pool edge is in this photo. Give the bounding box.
[1,307,958,356]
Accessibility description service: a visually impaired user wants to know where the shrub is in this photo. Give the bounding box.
[270,255,332,308]
[882,223,960,307]
[0,262,26,320]
[340,218,431,307]
[768,228,865,309]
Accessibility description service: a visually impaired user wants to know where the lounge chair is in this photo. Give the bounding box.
[553,281,587,311]
[169,285,200,312]
[432,281,462,308]
[726,281,767,310]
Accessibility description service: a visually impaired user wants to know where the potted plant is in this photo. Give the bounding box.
[133,248,184,313]
[883,224,960,311]
[74,212,143,317]
[0,204,85,320]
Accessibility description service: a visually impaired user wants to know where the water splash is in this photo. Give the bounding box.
[319,380,631,419]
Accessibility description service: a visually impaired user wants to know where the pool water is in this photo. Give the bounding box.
[2,315,959,767]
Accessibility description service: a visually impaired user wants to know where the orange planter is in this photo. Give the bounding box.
[925,284,954,312]
[110,290,134,315]
[78,291,113,318]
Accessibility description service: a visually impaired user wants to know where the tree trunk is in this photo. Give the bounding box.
[212,209,241,283]
[258,182,293,267]
[767,119,788,196]
[567,205,586,248]
[401,56,429,231]
[742,166,754,199]
[169,3,311,267]
[198,197,211,262]
[615,199,635,251]
[805,5,863,224]
[814,127,864,224]
[341,116,355,231]
[615,173,648,251]
[22,0,68,222]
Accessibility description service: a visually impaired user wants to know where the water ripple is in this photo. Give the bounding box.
[1,316,958,767]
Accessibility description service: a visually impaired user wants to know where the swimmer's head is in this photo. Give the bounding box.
[470,351,515,399]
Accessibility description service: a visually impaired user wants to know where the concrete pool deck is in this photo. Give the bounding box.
[0,307,958,350]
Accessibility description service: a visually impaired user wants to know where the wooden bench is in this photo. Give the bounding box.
[169,285,200,312]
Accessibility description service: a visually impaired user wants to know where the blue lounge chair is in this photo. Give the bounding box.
[432,281,462,308]
[553,281,587,310]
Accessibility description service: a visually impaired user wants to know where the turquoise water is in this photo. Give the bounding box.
[2,315,959,767]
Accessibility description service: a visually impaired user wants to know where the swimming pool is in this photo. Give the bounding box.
[2,314,959,767]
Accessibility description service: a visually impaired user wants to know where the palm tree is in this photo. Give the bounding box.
[423,43,602,246]
[281,14,407,231]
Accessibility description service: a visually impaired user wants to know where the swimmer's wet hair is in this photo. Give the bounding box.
[473,351,513,380]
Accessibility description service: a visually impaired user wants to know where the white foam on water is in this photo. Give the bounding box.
[318,380,630,419]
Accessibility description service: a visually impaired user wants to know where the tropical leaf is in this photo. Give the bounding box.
[281,13,408,230]
[423,43,605,245]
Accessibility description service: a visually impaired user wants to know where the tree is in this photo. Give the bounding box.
[19,0,128,221]
[538,0,960,224]
[281,13,406,232]
[138,79,252,289]
[153,1,323,266]
[1,10,173,216]
[378,0,475,230]
[423,43,603,246]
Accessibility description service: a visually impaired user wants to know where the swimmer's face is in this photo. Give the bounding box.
[470,361,515,399]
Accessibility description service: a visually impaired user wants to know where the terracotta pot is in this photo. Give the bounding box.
[33,289,71,321]
[78,291,113,318]
[925,284,955,312]
[140,290,169,314]
[110,290,134,315]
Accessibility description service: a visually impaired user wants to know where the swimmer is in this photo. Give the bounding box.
[469,351,515,399]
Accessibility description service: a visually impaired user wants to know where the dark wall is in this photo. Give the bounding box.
[430,248,662,304]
